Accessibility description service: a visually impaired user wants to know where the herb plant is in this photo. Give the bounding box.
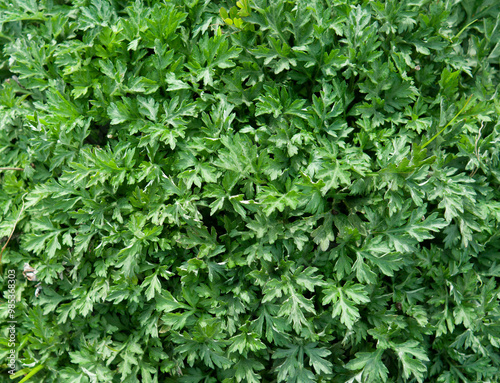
[1,0,499,382]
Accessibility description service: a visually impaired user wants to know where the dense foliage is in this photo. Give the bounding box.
[1,0,500,382]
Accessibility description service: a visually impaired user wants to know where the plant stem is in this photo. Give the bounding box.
[0,167,24,171]
[421,94,474,149]
[16,364,44,383]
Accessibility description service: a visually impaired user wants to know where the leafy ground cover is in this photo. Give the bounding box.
[1,0,500,382]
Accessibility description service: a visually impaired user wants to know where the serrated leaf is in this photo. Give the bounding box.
[346,349,389,382]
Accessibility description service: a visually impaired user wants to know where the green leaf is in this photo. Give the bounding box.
[295,267,326,291]
[127,76,159,94]
[318,161,351,195]
[392,340,429,383]
[346,349,389,382]
[233,359,265,383]
[311,214,335,251]
[323,282,369,329]
[304,343,333,375]
[142,273,162,301]
[156,290,187,312]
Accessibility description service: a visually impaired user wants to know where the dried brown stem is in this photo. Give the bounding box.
[0,167,24,171]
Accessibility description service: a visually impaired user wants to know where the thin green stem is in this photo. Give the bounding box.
[454,19,478,41]
[421,95,474,149]
[14,364,44,383]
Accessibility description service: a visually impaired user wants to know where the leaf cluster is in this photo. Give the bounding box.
[0,0,500,382]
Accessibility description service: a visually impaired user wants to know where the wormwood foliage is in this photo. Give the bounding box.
[0,0,500,382]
